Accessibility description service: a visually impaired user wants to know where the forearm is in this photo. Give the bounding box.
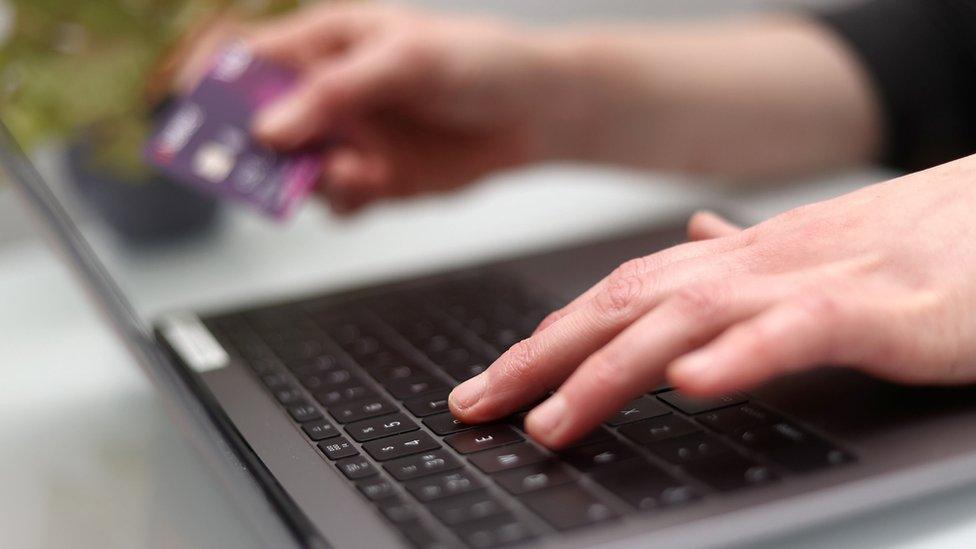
[536,16,881,182]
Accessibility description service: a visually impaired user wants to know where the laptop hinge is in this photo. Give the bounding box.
[158,312,230,373]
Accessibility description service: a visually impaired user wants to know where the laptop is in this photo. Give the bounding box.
[7,118,976,549]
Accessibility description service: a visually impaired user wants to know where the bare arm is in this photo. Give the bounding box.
[538,16,882,181]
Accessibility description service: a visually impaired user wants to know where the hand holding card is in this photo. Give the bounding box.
[146,43,321,219]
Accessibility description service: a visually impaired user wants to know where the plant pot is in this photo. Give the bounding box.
[65,129,221,245]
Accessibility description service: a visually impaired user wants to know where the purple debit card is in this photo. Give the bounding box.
[145,43,320,219]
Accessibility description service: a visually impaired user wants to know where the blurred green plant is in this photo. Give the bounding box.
[0,0,298,176]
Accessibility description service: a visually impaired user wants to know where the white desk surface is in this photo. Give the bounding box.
[7,158,976,549]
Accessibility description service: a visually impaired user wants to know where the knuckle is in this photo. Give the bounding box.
[494,338,539,384]
[792,293,843,324]
[671,283,726,318]
[595,258,647,317]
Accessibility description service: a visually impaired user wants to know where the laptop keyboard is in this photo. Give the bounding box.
[204,272,854,548]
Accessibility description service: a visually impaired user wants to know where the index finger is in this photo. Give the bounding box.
[247,4,383,68]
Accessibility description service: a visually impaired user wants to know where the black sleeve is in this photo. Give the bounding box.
[817,0,976,172]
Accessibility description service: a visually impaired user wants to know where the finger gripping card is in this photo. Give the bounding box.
[146,43,320,219]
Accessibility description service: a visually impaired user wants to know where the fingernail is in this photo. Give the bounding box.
[450,375,487,411]
[526,393,567,439]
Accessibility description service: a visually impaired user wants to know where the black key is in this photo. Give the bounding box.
[494,461,574,495]
[345,413,419,442]
[405,470,483,502]
[428,490,507,526]
[735,422,854,472]
[357,477,397,501]
[423,412,475,436]
[261,372,291,389]
[378,496,418,524]
[559,440,639,472]
[301,419,339,441]
[618,415,700,446]
[363,432,440,461]
[518,484,619,530]
[453,513,534,549]
[314,384,375,407]
[301,368,357,391]
[606,396,671,426]
[683,453,777,492]
[397,520,446,549]
[658,391,747,414]
[288,354,340,377]
[371,363,425,382]
[384,450,462,481]
[385,375,450,400]
[287,402,322,422]
[274,385,304,405]
[335,455,377,480]
[592,459,699,511]
[698,404,773,433]
[445,425,523,454]
[648,432,733,465]
[330,397,397,424]
[468,442,547,474]
[318,436,358,460]
[444,363,487,382]
[404,390,452,417]
[564,428,614,448]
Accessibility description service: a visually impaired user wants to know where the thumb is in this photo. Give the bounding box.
[687,210,743,241]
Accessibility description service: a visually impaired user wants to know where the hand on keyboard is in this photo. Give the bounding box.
[451,162,976,448]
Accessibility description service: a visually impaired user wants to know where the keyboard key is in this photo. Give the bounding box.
[444,363,486,382]
[345,413,419,442]
[363,432,440,461]
[618,415,700,445]
[335,456,377,480]
[314,384,375,407]
[261,372,291,389]
[318,437,358,460]
[301,368,358,392]
[648,432,733,465]
[287,402,322,422]
[404,390,452,417]
[301,419,339,441]
[384,450,462,481]
[592,459,700,511]
[658,391,747,414]
[405,470,483,502]
[422,412,475,436]
[357,477,397,501]
[452,513,534,549]
[606,396,671,426]
[396,520,447,549]
[445,425,523,454]
[563,428,615,448]
[697,404,773,433]
[494,461,574,495]
[518,484,619,530]
[734,422,854,472]
[385,375,450,399]
[330,397,397,424]
[468,442,547,474]
[428,490,507,526]
[274,385,304,405]
[559,440,640,472]
[378,495,418,524]
[683,453,778,492]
